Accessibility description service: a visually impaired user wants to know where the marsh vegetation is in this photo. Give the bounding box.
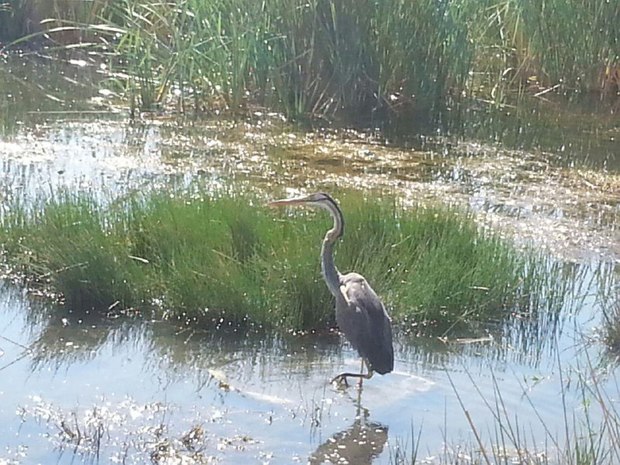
[0,189,567,335]
[1,0,618,126]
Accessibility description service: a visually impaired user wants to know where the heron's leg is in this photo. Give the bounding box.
[357,359,365,388]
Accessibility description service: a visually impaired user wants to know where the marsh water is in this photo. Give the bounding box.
[0,57,619,464]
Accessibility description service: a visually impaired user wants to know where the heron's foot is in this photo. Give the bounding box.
[330,373,350,387]
[330,371,373,388]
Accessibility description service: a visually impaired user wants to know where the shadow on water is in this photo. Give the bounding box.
[455,99,619,171]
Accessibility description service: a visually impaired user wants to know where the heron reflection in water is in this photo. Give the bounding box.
[308,404,388,465]
[269,192,394,386]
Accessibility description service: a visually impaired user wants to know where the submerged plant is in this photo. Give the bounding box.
[603,296,620,357]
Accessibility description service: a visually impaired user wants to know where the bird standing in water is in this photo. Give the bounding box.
[269,192,394,386]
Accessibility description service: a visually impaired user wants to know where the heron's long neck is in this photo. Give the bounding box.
[321,206,344,298]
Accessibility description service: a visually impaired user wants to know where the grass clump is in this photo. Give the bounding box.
[0,189,559,333]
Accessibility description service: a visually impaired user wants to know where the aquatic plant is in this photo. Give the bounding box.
[77,0,472,125]
[603,297,620,357]
[461,0,620,106]
[388,358,620,465]
[0,0,109,43]
[0,188,566,334]
[95,0,619,122]
[3,0,617,124]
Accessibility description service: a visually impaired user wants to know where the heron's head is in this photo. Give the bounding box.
[269,192,344,239]
[268,192,338,211]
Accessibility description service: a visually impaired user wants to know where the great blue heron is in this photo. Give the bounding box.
[269,192,394,386]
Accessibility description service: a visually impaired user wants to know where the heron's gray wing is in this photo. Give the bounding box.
[337,273,394,374]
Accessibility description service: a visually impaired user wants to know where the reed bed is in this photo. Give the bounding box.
[0,188,563,333]
[462,0,620,104]
[94,0,472,124]
[0,0,108,43]
[2,0,617,123]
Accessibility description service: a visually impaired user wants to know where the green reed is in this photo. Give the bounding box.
[0,0,109,43]
[0,188,566,333]
[3,0,616,123]
[389,360,620,465]
[462,0,619,106]
[89,0,475,125]
[95,0,617,122]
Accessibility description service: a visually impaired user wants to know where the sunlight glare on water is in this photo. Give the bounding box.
[1,114,616,261]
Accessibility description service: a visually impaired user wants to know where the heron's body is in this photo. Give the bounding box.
[334,272,393,375]
[269,192,394,385]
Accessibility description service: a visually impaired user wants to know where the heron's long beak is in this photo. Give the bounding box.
[267,195,312,207]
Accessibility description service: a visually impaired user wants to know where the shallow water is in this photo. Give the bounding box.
[0,57,619,464]
[0,262,615,464]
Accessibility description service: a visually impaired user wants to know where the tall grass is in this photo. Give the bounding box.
[95,0,620,121]
[462,0,619,105]
[0,188,566,333]
[2,0,617,124]
[88,0,474,125]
